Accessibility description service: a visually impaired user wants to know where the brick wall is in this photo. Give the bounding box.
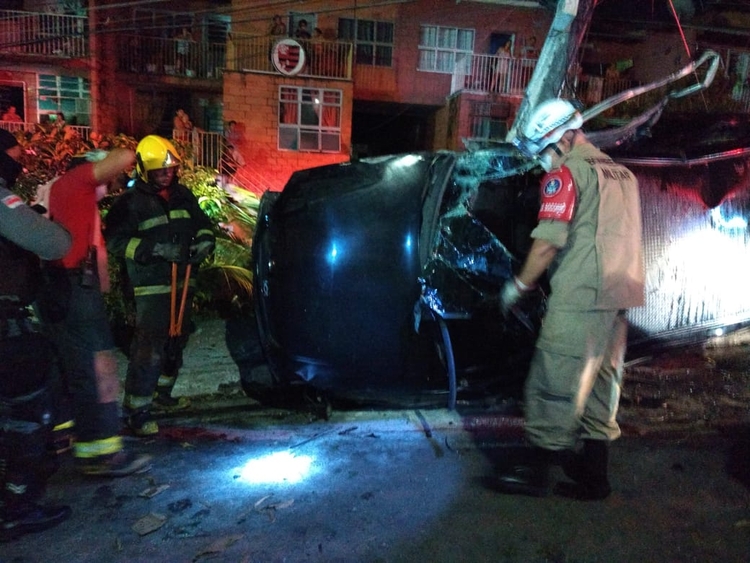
[223,71,353,191]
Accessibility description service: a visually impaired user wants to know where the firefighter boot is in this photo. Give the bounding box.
[1,442,70,542]
[125,408,159,437]
[1,499,71,542]
[152,388,191,413]
[556,439,612,500]
[493,446,553,497]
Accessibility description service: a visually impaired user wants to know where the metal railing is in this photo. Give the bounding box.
[0,120,91,140]
[227,33,353,80]
[172,129,273,194]
[576,76,641,105]
[452,53,537,96]
[0,9,87,58]
[117,35,226,80]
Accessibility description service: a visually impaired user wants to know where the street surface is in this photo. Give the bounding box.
[1,319,748,563]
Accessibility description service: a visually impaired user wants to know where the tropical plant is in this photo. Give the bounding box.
[8,127,259,327]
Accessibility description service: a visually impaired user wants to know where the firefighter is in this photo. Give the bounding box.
[40,148,152,476]
[104,135,215,436]
[496,99,645,499]
[0,129,72,541]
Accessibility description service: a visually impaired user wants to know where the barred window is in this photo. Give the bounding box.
[38,74,91,125]
[419,25,474,73]
[279,86,342,153]
[338,18,394,67]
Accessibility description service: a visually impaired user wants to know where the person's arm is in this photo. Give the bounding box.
[0,184,71,260]
[516,237,559,289]
[92,148,135,185]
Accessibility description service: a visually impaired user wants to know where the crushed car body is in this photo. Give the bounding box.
[246,49,750,407]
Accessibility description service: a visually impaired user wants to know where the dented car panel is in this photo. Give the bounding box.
[252,150,542,397]
[253,115,750,399]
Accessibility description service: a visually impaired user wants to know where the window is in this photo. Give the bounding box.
[469,101,508,140]
[338,18,394,67]
[38,74,91,125]
[279,86,342,153]
[419,25,474,73]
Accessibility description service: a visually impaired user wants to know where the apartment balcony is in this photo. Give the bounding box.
[0,9,87,59]
[117,35,225,81]
[451,53,537,97]
[227,33,353,81]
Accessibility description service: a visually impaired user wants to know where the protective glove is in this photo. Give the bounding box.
[152,242,183,262]
[189,240,215,264]
[499,276,535,316]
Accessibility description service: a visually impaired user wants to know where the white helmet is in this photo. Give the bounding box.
[513,99,583,158]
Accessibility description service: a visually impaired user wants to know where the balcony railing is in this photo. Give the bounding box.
[576,76,642,104]
[173,129,273,194]
[117,35,225,80]
[0,120,91,140]
[452,53,537,96]
[227,33,353,80]
[0,10,87,58]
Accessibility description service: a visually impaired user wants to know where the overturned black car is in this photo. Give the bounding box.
[235,112,750,409]
[245,150,545,409]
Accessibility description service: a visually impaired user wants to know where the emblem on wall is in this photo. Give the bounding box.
[271,39,306,76]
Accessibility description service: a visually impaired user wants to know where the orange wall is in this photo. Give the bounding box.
[222,71,353,191]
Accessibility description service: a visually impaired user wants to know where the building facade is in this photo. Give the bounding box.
[1,0,747,192]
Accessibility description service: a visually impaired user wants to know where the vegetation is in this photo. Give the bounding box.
[9,126,259,329]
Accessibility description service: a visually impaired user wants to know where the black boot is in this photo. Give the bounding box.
[556,439,612,500]
[493,446,554,497]
[1,501,71,542]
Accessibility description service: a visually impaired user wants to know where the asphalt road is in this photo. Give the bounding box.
[3,319,749,562]
[2,401,748,563]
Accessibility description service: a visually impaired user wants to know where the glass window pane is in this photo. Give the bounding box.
[338,19,354,40]
[375,45,392,66]
[438,28,455,48]
[299,130,319,150]
[376,22,394,43]
[419,50,435,70]
[457,29,474,51]
[300,104,319,126]
[436,51,453,72]
[356,44,373,64]
[321,133,339,152]
[357,20,374,41]
[420,26,436,47]
[278,127,297,150]
[323,90,340,104]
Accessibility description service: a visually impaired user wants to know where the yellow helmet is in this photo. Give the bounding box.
[135,135,181,182]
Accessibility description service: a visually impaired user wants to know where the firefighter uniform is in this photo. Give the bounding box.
[524,142,644,450]
[497,98,645,499]
[104,136,215,436]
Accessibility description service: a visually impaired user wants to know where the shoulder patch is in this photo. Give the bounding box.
[538,166,576,223]
[1,194,24,209]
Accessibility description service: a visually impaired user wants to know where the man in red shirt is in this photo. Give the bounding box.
[41,148,151,477]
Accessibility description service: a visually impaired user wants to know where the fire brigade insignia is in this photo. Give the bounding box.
[538,166,576,222]
[543,177,562,197]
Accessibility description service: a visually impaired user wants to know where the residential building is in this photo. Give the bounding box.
[0,1,747,193]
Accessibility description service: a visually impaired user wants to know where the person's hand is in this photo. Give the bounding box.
[189,240,214,264]
[499,277,535,316]
[152,242,182,262]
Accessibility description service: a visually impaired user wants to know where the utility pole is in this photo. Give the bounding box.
[507,0,598,140]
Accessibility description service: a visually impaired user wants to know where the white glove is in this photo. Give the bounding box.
[500,277,535,315]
